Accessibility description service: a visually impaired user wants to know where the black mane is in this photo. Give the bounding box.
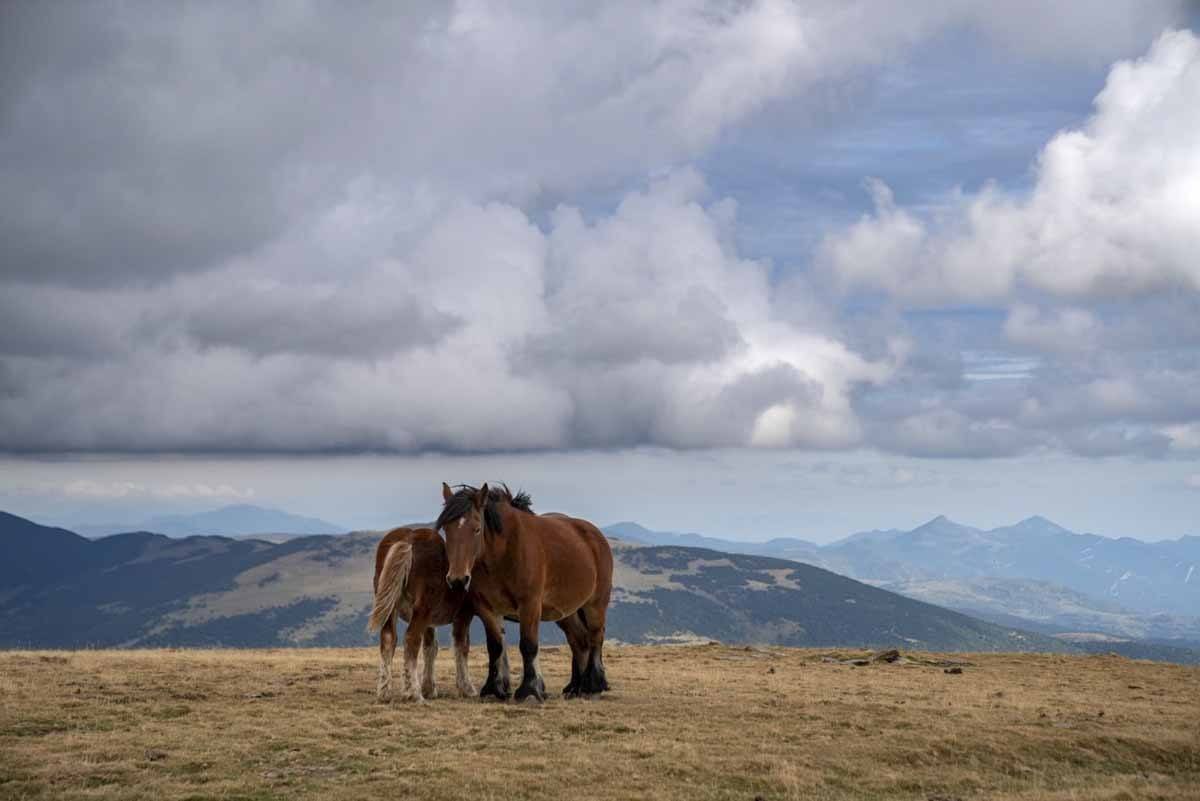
[492,483,533,513]
[435,483,533,534]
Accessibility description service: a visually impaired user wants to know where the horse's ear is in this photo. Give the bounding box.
[442,482,453,503]
[475,483,489,509]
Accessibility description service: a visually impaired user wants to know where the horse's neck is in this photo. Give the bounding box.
[483,504,524,565]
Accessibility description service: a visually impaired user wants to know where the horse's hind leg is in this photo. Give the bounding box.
[556,614,591,699]
[399,619,427,703]
[451,608,476,697]
[421,627,439,699]
[377,614,397,702]
[580,604,610,694]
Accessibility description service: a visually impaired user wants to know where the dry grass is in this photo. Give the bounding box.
[1,645,1198,800]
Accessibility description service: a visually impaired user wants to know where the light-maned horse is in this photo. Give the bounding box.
[366,526,509,703]
[437,483,613,702]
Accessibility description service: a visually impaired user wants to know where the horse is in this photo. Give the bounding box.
[437,483,613,703]
[366,526,509,703]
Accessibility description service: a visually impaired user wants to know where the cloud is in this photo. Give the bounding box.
[961,1,1190,63]
[820,29,1200,302]
[0,0,938,289]
[12,479,255,501]
[868,408,1038,459]
[1003,305,1100,353]
[5,1,1187,289]
[816,29,1200,458]
[0,171,897,453]
[1164,423,1200,451]
[1,3,1195,458]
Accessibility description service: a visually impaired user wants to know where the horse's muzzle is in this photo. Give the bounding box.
[446,574,472,592]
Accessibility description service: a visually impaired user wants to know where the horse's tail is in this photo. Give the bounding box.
[366,540,414,634]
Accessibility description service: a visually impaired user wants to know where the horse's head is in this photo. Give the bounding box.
[437,482,489,592]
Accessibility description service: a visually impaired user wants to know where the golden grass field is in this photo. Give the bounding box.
[1,645,1198,801]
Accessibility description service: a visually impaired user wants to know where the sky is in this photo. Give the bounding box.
[2,1,1199,542]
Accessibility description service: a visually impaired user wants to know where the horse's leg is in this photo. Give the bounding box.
[451,607,477,697]
[399,618,428,703]
[477,608,510,701]
[377,612,397,702]
[580,603,610,694]
[514,602,547,703]
[556,614,590,699]
[421,627,439,699]
[499,635,513,697]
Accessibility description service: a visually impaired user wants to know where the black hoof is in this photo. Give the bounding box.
[514,680,546,703]
[479,680,511,702]
[578,666,608,695]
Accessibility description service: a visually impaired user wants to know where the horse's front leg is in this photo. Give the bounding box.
[514,601,546,703]
[476,607,510,701]
[451,606,476,698]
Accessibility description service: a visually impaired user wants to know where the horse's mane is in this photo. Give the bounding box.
[435,483,533,534]
[491,484,533,514]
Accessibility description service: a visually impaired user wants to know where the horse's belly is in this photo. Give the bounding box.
[539,572,595,620]
[539,606,570,622]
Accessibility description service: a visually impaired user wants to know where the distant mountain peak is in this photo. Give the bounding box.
[914,514,968,532]
[1008,515,1071,535]
[143,504,344,537]
[605,520,653,534]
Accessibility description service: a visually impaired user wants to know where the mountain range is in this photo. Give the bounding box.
[74,504,344,539]
[1,510,1068,654]
[605,516,1200,644]
[4,508,1197,662]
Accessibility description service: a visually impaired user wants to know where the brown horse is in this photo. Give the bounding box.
[437,483,613,702]
[366,526,508,702]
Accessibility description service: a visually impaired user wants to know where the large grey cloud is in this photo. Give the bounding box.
[1,2,1196,456]
[0,171,898,453]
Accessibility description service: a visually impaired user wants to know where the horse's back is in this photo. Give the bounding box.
[374,526,462,624]
[373,526,415,588]
[533,513,614,596]
[562,515,612,567]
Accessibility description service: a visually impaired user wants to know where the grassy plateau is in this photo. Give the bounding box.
[1,645,1197,800]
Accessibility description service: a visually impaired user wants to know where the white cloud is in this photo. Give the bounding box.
[1164,423,1200,452]
[811,29,1200,460]
[821,29,1200,302]
[1003,305,1100,353]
